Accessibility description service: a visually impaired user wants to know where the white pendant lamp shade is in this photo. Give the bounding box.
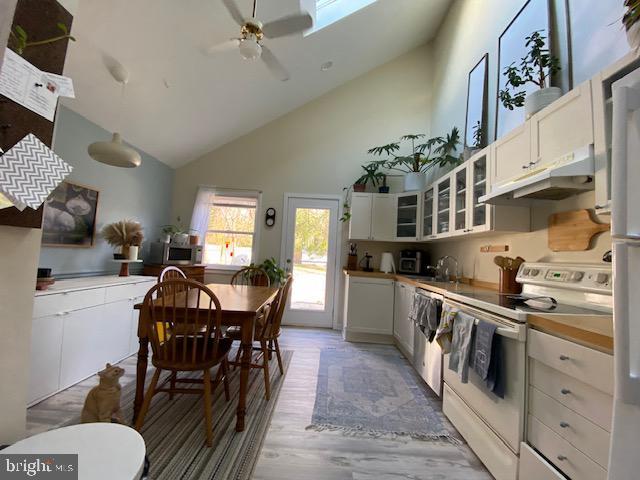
[88,133,141,168]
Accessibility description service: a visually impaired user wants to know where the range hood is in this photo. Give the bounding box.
[479,145,595,206]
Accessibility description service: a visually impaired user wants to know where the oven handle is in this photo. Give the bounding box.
[444,299,526,342]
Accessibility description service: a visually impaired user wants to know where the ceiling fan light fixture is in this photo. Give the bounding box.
[88,133,142,168]
[239,37,262,60]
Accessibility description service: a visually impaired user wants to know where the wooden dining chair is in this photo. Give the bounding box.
[230,266,271,287]
[159,265,187,282]
[225,275,293,400]
[135,279,231,447]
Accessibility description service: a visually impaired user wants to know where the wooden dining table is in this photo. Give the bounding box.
[132,283,279,432]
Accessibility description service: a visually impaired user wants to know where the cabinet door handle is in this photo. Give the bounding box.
[559,421,570,428]
[559,354,570,361]
[560,388,571,395]
[557,455,567,462]
[56,311,69,316]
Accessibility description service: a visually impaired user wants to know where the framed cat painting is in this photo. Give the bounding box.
[42,181,99,247]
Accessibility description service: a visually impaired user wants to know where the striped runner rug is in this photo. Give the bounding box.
[69,350,292,480]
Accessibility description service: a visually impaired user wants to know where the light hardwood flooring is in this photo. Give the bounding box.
[27,327,491,479]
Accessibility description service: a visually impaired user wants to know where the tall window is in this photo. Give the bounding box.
[191,188,260,268]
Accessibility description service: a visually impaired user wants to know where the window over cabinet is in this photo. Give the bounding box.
[190,188,260,269]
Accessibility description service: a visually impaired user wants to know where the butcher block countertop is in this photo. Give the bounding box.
[343,269,613,353]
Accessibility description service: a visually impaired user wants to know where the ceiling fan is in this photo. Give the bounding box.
[207,0,313,81]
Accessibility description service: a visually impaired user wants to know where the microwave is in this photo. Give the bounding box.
[149,242,203,265]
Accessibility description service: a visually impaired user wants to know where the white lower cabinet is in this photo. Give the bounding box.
[28,314,64,404]
[519,443,565,480]
[393,282,414,356]
[343,275,394,342]
[28,276,156,405]
[59,305,107,389]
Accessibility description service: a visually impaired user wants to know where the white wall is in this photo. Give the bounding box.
[173,45,434,263]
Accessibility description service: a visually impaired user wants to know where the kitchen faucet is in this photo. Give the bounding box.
[436,255,459,284]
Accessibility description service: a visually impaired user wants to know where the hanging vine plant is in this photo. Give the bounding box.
[9,23,76,56]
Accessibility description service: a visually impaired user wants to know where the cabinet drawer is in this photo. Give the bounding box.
[104,281,155,304]
[529,386,610,467]
[519,442,565,480]
[443,384,519,480]
[528,329,613,395]
[33,288,105,318]
[528,415,606,480]
[529,359,612,431]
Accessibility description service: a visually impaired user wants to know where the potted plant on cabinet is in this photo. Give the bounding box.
[624,0,640,49]
[369,128,461,191]
[498,30,561,119]
[352,162,385,192]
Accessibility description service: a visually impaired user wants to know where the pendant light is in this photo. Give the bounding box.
[87,62,142,168]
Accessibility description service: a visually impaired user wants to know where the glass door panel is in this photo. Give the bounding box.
[396,194,418,238]
[437,178,450,235]
[422,188,434,237]
[454,169,467,231]
[472,156,488,227]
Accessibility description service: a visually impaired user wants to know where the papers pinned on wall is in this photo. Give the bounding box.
[0,48,75,121]
[0,133,73,211]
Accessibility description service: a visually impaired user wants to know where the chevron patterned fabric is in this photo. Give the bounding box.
[0,134,72,211]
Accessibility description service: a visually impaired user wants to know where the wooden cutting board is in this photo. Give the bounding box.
[548,209,610,252]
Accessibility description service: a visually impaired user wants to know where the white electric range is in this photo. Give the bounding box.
[441,262,612,480]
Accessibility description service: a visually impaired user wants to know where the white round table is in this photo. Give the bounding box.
[3,423,146,480]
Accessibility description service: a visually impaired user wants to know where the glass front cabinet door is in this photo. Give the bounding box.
[452,163,470,234]
[395,192,420,241]
[421,186,436,240]
[435,175,452,237]
[469,150,490,232]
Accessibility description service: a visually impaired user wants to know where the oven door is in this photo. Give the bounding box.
[442,298,526,454]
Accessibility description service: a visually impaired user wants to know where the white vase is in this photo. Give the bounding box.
[172,233,189,246]
[128,245,139,261]
[525,87,562,119]
[404,172,426,191]
[627,23,640,50]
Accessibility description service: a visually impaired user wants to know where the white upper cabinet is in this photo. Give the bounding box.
[421,186,436,240]
[395,192,421,241]
[491,122,532,185]
[348,193,372,240]
[435,175,452,237]
[468,150,490,233]
[348,192,396,241]
[371,194,396,241]
[452,163,469,235]
[530,81,594,167]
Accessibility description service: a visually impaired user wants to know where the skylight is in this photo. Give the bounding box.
[307,0,378,35]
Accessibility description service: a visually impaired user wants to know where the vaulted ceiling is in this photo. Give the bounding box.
[61,0,452,167]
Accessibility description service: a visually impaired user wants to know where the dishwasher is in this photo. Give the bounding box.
[412,288,444,397]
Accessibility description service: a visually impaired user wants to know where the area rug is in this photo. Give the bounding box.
[67,349,292,480]
[307,345,460,444]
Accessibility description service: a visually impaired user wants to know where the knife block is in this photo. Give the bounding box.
[499,269,522,294]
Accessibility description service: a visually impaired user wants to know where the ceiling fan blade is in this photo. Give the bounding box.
[222,0,245,26]
[203,38,239,56]
[262,12,313,38]
[261,45,290,82]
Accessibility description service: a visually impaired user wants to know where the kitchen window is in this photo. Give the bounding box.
[190,187,260,269]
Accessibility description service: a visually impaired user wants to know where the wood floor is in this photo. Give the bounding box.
[27,327,491,479]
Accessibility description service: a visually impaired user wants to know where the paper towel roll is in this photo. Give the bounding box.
[380,252,396,273]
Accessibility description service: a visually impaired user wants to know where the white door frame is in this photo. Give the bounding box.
[280,193,343,329]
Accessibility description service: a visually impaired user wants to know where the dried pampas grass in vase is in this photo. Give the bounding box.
[101,220,144,258]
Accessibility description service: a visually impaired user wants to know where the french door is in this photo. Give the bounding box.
[281,194,340,328]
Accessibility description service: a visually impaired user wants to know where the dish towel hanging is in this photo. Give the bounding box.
[448,311,475,383]
[435,304,457,353]
[470,319,505,398]
[409,292,442,342]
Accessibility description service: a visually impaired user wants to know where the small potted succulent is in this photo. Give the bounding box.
[624,0,640,49]
[498,30,561,119]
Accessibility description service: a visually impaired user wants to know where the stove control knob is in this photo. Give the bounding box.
[530,269,540,276]
[595,273,609,284]
[571,272,584,282]
[522,268,530,276]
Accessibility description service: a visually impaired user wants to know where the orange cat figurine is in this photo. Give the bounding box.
[81,363,125,424]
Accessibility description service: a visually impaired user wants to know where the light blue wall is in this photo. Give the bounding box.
[39,106,174,277]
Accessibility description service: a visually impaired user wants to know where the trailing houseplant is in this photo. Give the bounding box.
[624,0,640,48]
[498,30,561,119]
[368,128,461,191]
[9,23,75,56]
